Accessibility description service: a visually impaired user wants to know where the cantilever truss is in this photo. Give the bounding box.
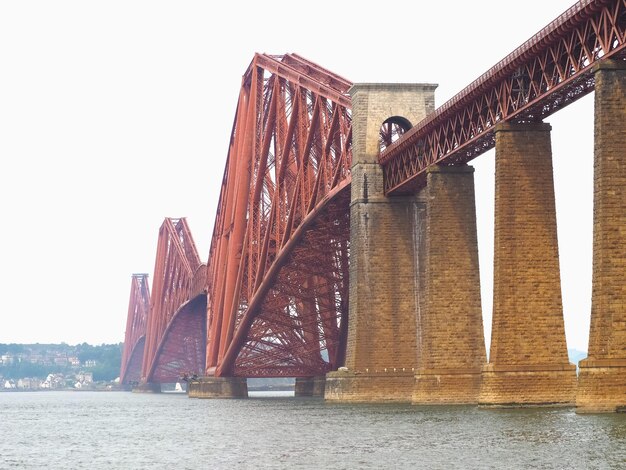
[141,218,206,382]
[206,53,353,377]
[381,0,626,194]
[120,273,150,384]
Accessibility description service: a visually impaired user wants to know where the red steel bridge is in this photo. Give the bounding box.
[121,0,625,389]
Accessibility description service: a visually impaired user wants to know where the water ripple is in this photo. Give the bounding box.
[0,392,625,469]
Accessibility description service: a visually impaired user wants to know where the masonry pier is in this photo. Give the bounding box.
[187,377,248,398]
[577,60,626,413]
[325,83,437,402]
[412,164,486,405]
[132,382,162,393]
[479,122,577,407]
[294,376,326,397]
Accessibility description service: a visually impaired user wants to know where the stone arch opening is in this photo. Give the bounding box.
[379,116,412,153]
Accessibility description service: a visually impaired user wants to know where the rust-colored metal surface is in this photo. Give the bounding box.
[205,53,353,377]
[119,273,150,384]
[147,295,207,383]
[140,218,206,382]
[381,0,626,194]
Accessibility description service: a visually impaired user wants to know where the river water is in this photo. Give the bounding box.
[1,391,625,469]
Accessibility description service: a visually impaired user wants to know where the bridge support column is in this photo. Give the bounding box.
[132,382,161,393]
[325,165,424,403]
[577,60,626,414]
[325,83,436,403]
[294,376,326,397]
[187,377,248,398]
[479,121,576,407]
[413,164,486,405]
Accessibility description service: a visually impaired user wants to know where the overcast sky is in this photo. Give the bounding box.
[0,0,593,352]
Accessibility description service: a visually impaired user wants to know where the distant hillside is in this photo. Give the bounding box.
[0,343,122,381]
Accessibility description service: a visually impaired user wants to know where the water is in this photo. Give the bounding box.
[1,391,625,469]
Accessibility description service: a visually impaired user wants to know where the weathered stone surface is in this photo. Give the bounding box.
[326,369,416,403]
[188,377,248,398]
[349,83,437,165]
[413,164,486,405]
[577,60,626,413]
[578,359,626,413]
[326,83,436,403]
[480,364,576,407]
[479,121,576,407]
[345,185,423,374]
[132,382,161,393]
[294,376,326,397]
[413,369,483,405]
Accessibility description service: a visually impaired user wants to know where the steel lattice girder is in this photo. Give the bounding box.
[232,190,350,377]
[205,53,353,377]
[141,218,205,382]
[120,274,150,384]
[381,0,626,195]
[148,296,207,383]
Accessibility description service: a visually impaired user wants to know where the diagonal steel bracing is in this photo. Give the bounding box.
[381,0,626,194]
[123,1,625,383]
[206,54,353,378]
[120,273,150,384]
[141,218,206,382]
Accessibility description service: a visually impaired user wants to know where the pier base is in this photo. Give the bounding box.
[412,164,486,405]
[132,382,161,393]
[294,376,326,397]
[188,377,248,399]
[413,369,483,405]
[577,360,626,413]
[324,369,415,403]
[480,122,577,407]
[479,364,576,407]
[575,61,626,414]
[333,84,436,404]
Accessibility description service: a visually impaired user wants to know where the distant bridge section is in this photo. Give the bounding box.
[141,218,207,383]
[120,273,150,384]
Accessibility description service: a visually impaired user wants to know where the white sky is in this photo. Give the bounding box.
[0,0,593,352]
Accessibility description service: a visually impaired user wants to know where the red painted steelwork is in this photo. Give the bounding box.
[381,0,626,194]
[206,54,353,378]
[141,218,205,382]
[120,274,150,384]
[126,1,623,380]
[147,296,207,383]
[121,337,145,385]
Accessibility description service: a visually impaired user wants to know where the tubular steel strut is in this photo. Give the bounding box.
[123,0,625,382]
[206,54,353,378]
[120,274,150,384]
[141,218,207,382]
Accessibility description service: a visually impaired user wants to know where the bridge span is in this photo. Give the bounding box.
[121,0,626,412]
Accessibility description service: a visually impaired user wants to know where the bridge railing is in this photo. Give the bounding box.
[380,0,626,194]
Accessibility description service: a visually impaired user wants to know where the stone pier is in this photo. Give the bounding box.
[294,376,326,397]
[187,377,248,398]
[132,382,161,393]
[577,60,626,413]
[479,122,576,407]
[413,164,486,405]
[325,83,436,403]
